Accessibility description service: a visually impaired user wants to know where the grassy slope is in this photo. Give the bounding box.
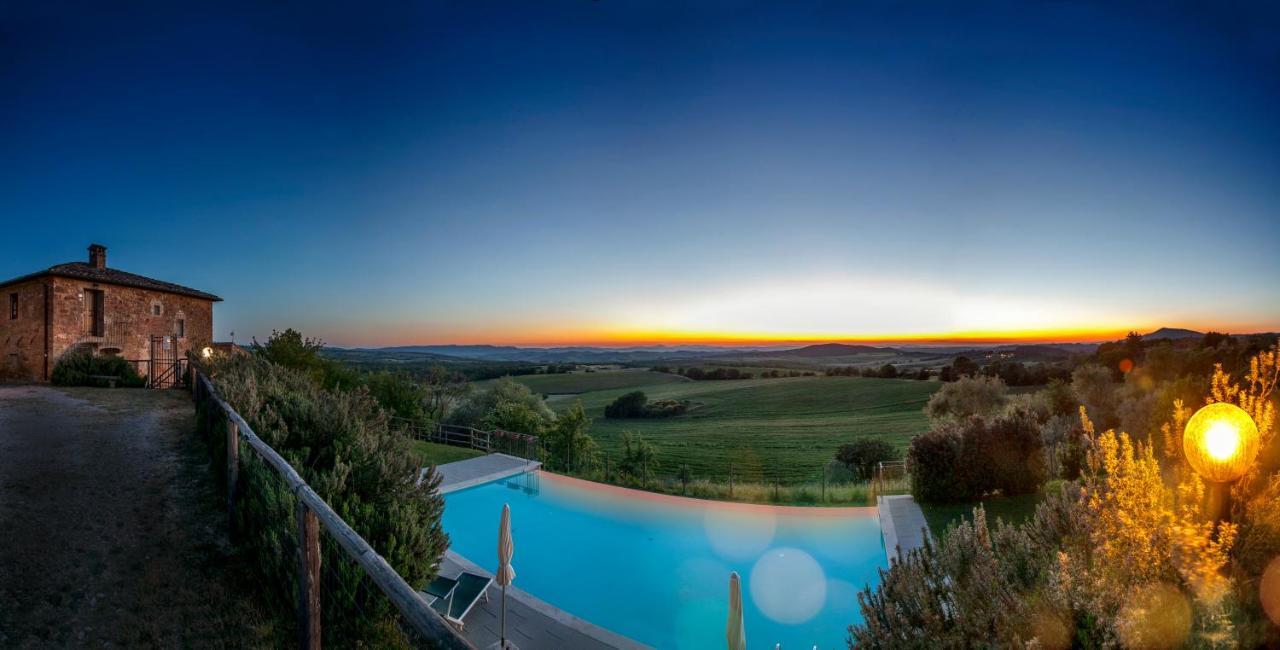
[495,369,692,395]
[553,375,939,483]
[918,486,1055,539]
[411,440,485,466]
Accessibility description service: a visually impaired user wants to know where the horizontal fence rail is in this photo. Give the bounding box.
[394,418,540,463]
[192,368,475,650]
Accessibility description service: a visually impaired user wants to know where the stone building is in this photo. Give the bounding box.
[0,244,221,383]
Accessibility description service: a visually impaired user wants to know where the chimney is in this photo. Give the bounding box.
[88,244,107,269]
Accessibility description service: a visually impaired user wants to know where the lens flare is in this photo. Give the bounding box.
[1262,556,1280,626]
[749,548,826,624]
[1117,582,1191,649]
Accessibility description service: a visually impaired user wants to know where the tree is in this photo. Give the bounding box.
[542,402,598,473]
[617,432,658,484]
[448,377,554,432]
[421,365,468,423]
[878,364,899,379]
[1071,363,1119,429]
[924,375,1008,423]
[605,391,648,418]
[949,355,980,380]
[834,439,899,481]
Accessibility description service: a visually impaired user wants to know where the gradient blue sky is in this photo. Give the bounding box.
[4,1,1279,347]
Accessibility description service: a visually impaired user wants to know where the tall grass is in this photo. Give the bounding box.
[558,468,910,506]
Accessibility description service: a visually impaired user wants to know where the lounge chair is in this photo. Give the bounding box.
[419,571,493,630]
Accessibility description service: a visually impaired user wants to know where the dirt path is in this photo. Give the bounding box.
[0,385,274,648]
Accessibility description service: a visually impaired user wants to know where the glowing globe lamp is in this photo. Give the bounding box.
[1183,402,1260,483]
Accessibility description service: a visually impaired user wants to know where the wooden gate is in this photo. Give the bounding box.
[148,335,186,389]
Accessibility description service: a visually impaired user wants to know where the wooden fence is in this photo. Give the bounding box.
[190,368,475,650]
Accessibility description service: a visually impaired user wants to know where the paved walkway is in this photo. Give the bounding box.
[0,385,274,647]
[877,494,929,561]
[429,453,542,494]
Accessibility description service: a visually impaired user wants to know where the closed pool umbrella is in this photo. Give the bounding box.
[727,571,746,650]
[497,504,516,648]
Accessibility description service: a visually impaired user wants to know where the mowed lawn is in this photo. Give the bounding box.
[501,369,692,395]
[551,376,939,483]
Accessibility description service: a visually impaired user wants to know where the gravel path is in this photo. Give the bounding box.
[0,385,273,648]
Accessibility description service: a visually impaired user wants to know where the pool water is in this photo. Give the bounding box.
[441,472,885,649]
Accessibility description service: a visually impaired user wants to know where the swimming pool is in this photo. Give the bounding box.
[441,472,885,649]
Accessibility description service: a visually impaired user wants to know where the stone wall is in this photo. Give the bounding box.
[49,277,215,368]
[0,278,49,380]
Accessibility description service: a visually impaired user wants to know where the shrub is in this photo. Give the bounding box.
[834,439,899,481]
[50,349,146,387]
[907,428,968,502]
[977,411,1047,495]
[924,375,1007,423]
[604,390,648,418]
[604,391,688,418]
[198,353,448,645]
[909,413,1046,503]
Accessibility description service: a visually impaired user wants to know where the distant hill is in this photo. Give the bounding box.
[749,343,898,358]
[1142,327,1203,341]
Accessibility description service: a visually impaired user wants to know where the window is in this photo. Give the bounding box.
[8,293,15,320]
[152,303,162,316]
[177,319,185,338]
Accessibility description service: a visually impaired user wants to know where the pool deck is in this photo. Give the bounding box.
[438,551,650,650]
[431,456,648,649]
[876,494,929,562]
[427,453,542,494]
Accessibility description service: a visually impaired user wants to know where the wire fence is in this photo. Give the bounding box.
[398,415,911,506]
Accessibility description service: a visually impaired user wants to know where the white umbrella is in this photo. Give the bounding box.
[727,571,746,650]
[497,504,516,648]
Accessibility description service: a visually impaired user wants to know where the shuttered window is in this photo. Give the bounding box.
[8,293,15,320]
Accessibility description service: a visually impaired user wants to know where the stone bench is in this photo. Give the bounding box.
[88,375,121,388]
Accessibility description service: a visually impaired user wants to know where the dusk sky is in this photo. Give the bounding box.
[4,2,1279,347]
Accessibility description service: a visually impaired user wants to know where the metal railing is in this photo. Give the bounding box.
[395,419,540,462]
[875,460,909,497]
[191,367,474,650]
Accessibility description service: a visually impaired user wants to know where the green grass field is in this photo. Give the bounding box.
[411,440,485,466]
[918,482,1061,539]
[550,375,939,483]
[495,369,692,395]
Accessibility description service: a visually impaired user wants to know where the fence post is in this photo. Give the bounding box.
[296,501,321,650]
[226,418,239,533]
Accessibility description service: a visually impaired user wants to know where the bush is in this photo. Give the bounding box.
[604,391,688,418]
[924,375,1007,423]
[198,353,448,645]
[604,390,648,418]
[907,428,967,502]
[50,349,146,387]
[834,439,899,481]
[909,413,1046,503]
